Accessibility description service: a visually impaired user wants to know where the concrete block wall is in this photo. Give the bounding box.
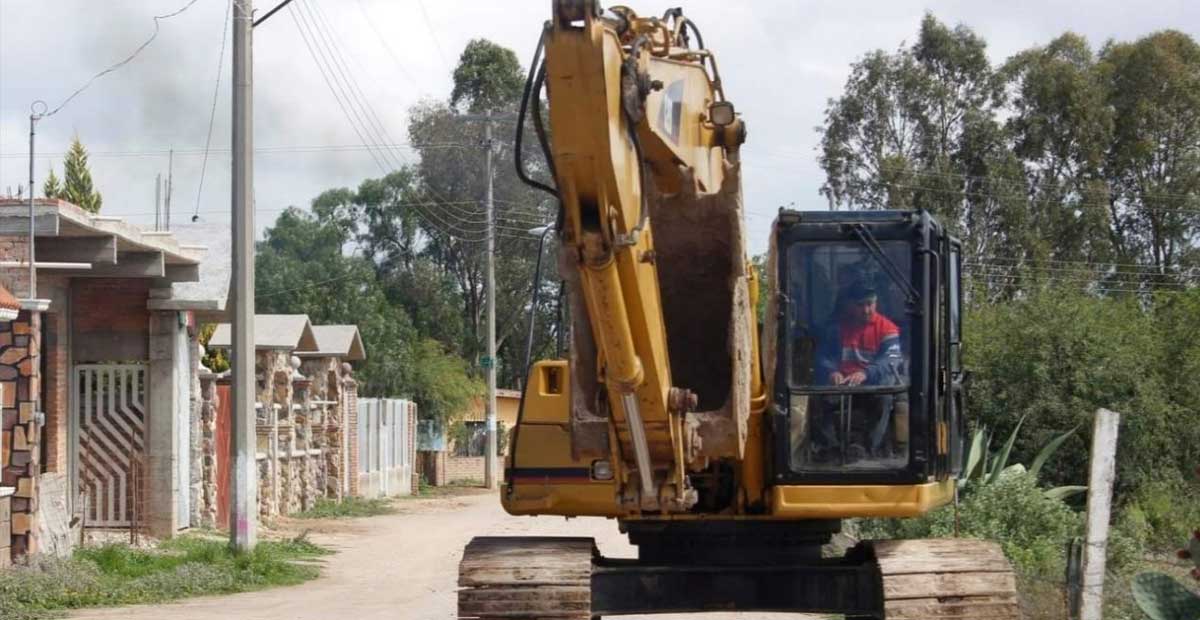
[445,456,486,483]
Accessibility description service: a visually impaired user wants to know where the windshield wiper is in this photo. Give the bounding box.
[846,223,921,310]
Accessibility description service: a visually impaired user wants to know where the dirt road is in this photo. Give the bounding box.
[72,490,806,620]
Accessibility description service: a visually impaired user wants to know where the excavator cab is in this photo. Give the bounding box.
[770,209,966,491]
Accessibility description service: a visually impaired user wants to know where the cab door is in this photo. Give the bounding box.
[944,238,966,476]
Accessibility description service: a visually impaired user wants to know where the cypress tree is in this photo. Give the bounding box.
[42,166,62,199]
[61,136,102,213]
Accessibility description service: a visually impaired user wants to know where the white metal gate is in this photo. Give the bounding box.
[73,364,148,527]
[357,398,415,497]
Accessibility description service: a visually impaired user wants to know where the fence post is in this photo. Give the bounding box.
[1079,408,1120,620]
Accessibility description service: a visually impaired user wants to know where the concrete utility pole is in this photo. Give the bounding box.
[1079,408,1120,620]
[483,115,498,490]
[230,0,257,551]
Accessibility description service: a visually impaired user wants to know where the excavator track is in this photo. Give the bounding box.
[458,537,595,620]
[866,538,1021,619]
[458,536,1019,619]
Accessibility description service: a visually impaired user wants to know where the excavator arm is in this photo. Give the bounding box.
[540,0,752,512]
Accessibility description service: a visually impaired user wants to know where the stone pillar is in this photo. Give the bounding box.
[198,371,219,529]
[1,308,43,559]
[188,330,203,527]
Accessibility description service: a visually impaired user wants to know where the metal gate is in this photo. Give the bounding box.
[357,399,415,497]
[73,364,148,528]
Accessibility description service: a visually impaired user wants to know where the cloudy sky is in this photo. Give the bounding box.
[0,0,1197,254]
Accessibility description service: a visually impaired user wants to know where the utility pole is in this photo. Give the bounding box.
[230,0,257,552]
[165,149,174,231]
[454,111,514,489]
[28,101,45,299]
[483,114,498,490]
[155,174,162,231]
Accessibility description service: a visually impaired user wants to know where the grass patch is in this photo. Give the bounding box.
[448,478,483,487]
[291,497,396,520]
[0,534,329,620]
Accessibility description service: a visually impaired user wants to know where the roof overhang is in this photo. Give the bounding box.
[0,200,204,288]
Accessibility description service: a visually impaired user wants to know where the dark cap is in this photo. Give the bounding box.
[846,280,878,302]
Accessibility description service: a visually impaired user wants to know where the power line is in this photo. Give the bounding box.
[45,0,204,117]
[0,143,470,159]
[194,0,233,221]
[757,147,1200,206]
[354,0,418,88]
[414,0,451,73]
[300,0,404,170]
[288,0,389,174]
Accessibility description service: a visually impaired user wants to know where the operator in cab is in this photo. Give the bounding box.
[811,279,905,461]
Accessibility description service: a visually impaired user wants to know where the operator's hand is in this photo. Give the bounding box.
[845,371,867,386]
[830,372,845,385]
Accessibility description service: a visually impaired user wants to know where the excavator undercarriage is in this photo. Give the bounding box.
[459,531,1019,619]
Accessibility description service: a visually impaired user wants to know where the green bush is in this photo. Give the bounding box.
[860,472,1080,576]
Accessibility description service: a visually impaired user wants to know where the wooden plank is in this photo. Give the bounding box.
[458,537,594,619]
[0,214,58,235]
[873,539,1008,575]
[459,567,591,587]
[884,571,1018,600]
[886,597,1020,619]
[35,235,117,264]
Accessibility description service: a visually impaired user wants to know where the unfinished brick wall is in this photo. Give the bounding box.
[0,237,31,298]
[41,310,68,474]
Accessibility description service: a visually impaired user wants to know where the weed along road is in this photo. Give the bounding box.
[71,489,797,620]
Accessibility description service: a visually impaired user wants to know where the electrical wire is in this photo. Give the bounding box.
[288,2,388,174]
[45,0,204,117]
[414,0,450,72]
[193,0,233,222]
[353,0,418,89]
[302,0,404,171]
[289,1,389,173]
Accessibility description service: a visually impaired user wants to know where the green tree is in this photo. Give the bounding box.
[42,166,62,199]
[819,14,1008,259]
[56,136,103,213]
[451,39,525,114]
[1000,33,1114,268]
[256,206,481,421]
[1098,31,1200,279]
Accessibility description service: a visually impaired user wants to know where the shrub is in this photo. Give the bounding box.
[860,472,1080,576]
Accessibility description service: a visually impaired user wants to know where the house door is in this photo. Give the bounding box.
[73,364,148,528]
[215,383,232,529]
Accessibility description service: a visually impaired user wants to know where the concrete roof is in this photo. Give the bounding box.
[299,325,366,361]
[0,199,227,312]
[208,314,318,352]
[148,220,232,319]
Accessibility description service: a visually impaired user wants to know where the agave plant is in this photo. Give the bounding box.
[960,416,1087,501]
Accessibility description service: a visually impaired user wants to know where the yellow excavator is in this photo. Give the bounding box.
[459,2,1019,617]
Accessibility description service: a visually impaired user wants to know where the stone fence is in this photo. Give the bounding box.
[197,352,359,525]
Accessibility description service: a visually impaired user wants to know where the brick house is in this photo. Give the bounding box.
[0,199,229,565]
